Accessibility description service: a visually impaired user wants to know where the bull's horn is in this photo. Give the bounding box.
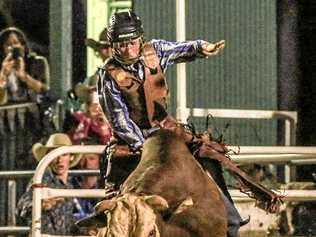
[75,212,108,228]
[95,199,117,213]
[174,197,194,214]
[144,195,169,211]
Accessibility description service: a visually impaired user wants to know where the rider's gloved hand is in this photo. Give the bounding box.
[201,40,225,57]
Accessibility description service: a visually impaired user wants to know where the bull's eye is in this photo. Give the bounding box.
[148,229,156,237]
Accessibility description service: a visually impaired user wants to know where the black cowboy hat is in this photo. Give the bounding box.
[85,27,110,52]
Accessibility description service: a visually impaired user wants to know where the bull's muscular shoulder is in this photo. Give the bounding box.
[142,130,189,161]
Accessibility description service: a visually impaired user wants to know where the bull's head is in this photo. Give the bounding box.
[77,193,169,237]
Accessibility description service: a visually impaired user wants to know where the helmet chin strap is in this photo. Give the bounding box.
[113,52,139,65]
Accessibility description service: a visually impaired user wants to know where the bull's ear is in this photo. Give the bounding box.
[75,212,108,228]
[95,199,117,213]
[144,195,169,211]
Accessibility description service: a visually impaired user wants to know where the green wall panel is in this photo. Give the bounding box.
[134,0,278,145]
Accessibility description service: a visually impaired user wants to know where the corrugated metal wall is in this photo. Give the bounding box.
[134,0,278,145]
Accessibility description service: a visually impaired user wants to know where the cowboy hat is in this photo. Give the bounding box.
[85,27,110,52]
[32,133,81,167]
[74,82,98,104]
[0,89,7,105]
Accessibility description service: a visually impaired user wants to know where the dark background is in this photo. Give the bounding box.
[0,0,87,85]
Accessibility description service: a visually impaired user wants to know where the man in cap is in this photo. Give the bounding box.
[16,133,81,235]
[63,27,113,125]
[81,27,112,93]
[73,27,112,104]
[96,11,243,237]
[86,27,112,63]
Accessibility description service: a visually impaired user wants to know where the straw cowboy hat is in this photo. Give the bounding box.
[0,89,7,105]
[85,27,110,52]
[32,133,81,168]
[74,82,98,104]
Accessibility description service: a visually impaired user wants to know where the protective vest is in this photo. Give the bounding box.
[106,43,168,128]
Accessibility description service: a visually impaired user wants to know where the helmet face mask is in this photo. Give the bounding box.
[112,37,143,65]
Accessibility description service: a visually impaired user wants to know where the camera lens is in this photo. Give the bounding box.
[11,47,21,60]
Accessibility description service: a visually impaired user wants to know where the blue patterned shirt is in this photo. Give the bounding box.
[16,170,77,235]
[97,39,206,149]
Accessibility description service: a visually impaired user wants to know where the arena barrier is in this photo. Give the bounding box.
[1,149,316,236]
[180,108,297,146]
[0,99,64,133]
[0,146,314,236]
[0,102,37,133]
[27,144,316,237]
[181,108,298,183]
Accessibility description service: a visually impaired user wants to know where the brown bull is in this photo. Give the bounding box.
[78,127,227,237]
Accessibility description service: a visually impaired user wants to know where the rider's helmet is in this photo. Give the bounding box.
[107,11,144,64]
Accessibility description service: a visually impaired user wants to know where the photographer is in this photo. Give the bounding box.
[0,27,49,105]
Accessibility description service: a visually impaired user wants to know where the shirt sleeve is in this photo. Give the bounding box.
[15,172,51,225]
[150,39,207,72]
[16,179,33,225]
[97,68,145,149]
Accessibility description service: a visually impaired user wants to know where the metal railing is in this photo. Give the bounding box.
[28,144,316,237]
[0,169,101,236]
[0,99,65,133]
[0,102,38,133]
[178,108,298,183]
[178,108,297,146]
[0,170,100,231]
[0,147,314,235]
[2,150,316,235]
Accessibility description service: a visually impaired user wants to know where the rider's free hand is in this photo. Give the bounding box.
[202,40,225,57]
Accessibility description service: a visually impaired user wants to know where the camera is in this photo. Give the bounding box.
[11,47,22,60]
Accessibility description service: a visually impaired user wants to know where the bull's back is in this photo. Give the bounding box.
[122,129,227,236]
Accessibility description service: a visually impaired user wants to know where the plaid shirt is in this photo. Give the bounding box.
[97,39,206,149]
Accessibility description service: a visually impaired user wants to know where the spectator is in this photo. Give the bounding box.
[0,27,49,105]
[64,27,111,114]
[65,86,113,145]
[16,133,81,235]
[81,27,112,101]
[72,151,101,221]
[85,27,112,63]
